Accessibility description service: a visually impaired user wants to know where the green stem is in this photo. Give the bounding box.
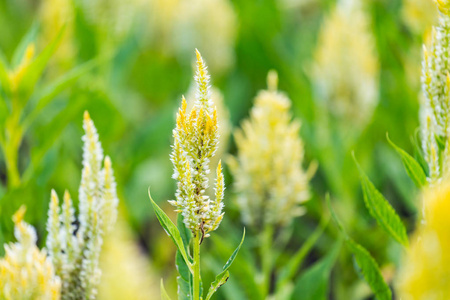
[193,231,201,300]
[260,224,274,297]
[5,145,20,188]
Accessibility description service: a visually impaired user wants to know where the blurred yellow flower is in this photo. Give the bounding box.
[98,219,158,300]
[397,181,450,299]
[402,0,437,34]
[312,0,379,129]
[39,0,75,73]
[148,0,237,74]
[0,206,61,300]
[228,71,311,228]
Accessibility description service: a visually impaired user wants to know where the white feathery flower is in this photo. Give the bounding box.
[1,206,61,300]
[420,6,450,182]
[228,71,312,228]
[46,111,119,299]
[169,50,224,238]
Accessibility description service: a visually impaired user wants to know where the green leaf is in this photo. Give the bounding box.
[327,195,392,300]
[17,25,66,100]
[277,215,328,291]
[386,133,427,188]
[353,155,409,247]
[11,23,39,68]
[22,94,87,183]
[346,239,392,300]
[23,57,102,130]
[161,279,173,300]
[290,240,342,300]
[176,214,192,300]
[0,51,11,96]
[148,189,193,274]
[205,229,245,300]
[177,214,192,252]
[176,251,192,300]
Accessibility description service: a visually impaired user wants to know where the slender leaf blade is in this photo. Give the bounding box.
[11,23,39,68]
[327,194,392,300]
[205,229,245,300]
[277,216,328,290]
[386,134,427,187]
[354,156,409,247]
[176,214,192,300]
[149,190,193,274]
[290,240,342,300]
[24,57,102,129]
[18,25,66,99]
[346,239,392,300]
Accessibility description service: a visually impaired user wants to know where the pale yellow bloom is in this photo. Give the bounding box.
[435,0,450,15]
[312,0,378,129]
[148,0,237,74]
[169,50,225,237]
[228,71,311,228]
[98,218,158,300]
[402,0,437,34]
[47,112,119,299]
[186,85,231,173]
[0,206,61,300]
[397,181,450,299]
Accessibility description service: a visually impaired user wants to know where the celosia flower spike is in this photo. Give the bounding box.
[47,190,63,276]
[1,206,61,300]
[420,1,450,182]
[169,50,224,238]
[435,0,450,15]
[229,71,311,228]
[46,111,119,299]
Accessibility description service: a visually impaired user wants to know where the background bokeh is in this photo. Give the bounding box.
[0,0,434,298]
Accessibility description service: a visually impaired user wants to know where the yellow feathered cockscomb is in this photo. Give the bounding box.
[228,71,312,228]
[98,219,158,300]
[169,50,225,239]
[397,181,450,299]
[0,206,61,300]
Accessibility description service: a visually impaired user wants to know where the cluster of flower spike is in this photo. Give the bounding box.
[398,181,450,299]
[420,2,450,182]
[169,50,224,238]
[46,111,119,300]
[0,206,61,300]
[228,71,311,228]
[312,0,378,129]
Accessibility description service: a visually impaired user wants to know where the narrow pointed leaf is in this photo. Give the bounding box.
[327,195,392,300]
[354,156,409,247]
[290,240,342,300]
[386,134,427,187]
[0,52,10,96]
[205,229,245,300]
[149,189,193,274]
[18,25,66,99]
[176,214,192,300]
[346,239,392,300]
[12,23,39,68]
[277,216,328,290]
[24,57,102,129]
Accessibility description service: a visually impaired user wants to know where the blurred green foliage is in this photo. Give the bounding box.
[0,0,428,298]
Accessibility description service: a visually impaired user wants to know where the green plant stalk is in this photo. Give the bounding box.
[193,231,201,300]
[4,97,24,188]
[260,224,274,297]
